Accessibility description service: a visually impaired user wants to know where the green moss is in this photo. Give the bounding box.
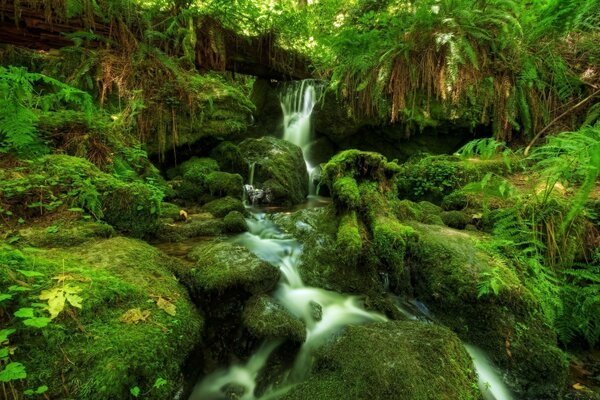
[170,157,220,201]
[0,238,202,400]
[332,176,360,209]
[205,171,244,198]
[282,321,480,400]
[203,196,245,218]
[0,155,162,238]
[18,220,114,247]
[242,294,306,342]
[441,210,470,229]
[392,199,423,221]
[210,141,248,177]
[322,150,400,186]
[239,137,308,205]
[442,190,470,210]
[155,216,224,242]
[335,211,362,266]
[223,211,248,233]
[406,223,568,398]
[160,202,182,219]
[372,215,415,269]
[181,241,280,295]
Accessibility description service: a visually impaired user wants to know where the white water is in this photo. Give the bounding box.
[280,80,322,195]
[189,212,385,399]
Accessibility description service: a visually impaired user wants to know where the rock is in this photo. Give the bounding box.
[18,220,114,248]
[242,294,306,342]
[281,321,480,400]
[210,141,249,178]
[223,211,248,233]
[181,241,280,296]
[239,136,308,206]
[407,222,568,398]
[0,237,202,399]
[169,157,220,202]
[203,196,245,218]
[155,214,224,242]
[440,210,470,229]
[205,171,244,199]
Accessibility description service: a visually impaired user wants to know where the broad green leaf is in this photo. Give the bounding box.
[8,285,31,292]
[17,269,44,278]
[0,329,16,343]
[0,348,8,359]
[0,362,27,382]
[23,317,51,328]
[14,308,35,318]
[0,293,12,303]
[24,385,48,395]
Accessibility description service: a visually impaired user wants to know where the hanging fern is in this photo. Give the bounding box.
[0,66,94,157]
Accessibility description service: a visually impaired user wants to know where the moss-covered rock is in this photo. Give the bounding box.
[331,176,360,209]
[242,294,306,342]
[0,238,202,400]
[169,157,220,202]
[406,223,568,398]
[210,141,249,178]
[160,201,183,220]
[239,136,308,205]
[155,213,224,242]
[441,210,470,229]
[281,321,480,400]
[205,171,244,198]
[203,196,245,218]
[18,220,114,247]
[180,241,280,295]
[0,155,163,238]
[223,210,248,233]
[335,211,362,267]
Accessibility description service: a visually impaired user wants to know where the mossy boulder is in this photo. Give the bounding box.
[441,210,470,229]
[0,238,202,400]
[210,141,249,178]
[180,241,280,296]
[0,155,163,238]
[203,196,245,218]
[155,213,225,242]
[242,294,306,342]
[205,171,244,198]
[18,220,114,248]
[406,223,568,398]
[169,157,220,202]
[239,136,308,205]
[160,201,183,220]
[331,176,360,209]
[223,210,248,233]
[281,321,480,400]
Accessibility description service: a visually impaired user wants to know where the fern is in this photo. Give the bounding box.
[0,66,94,157]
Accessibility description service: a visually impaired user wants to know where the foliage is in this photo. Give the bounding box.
[0,66,94,157]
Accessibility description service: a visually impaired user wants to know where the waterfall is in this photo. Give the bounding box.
[279,80,322,196]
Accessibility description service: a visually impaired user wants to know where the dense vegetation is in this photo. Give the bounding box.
[0,0,599,399]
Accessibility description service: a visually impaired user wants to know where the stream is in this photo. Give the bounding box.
[188,81,516,400]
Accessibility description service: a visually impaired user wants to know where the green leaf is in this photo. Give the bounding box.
[17,269,44,278]
[24,385,49,395]
[23,317,51,328]
[0,362,27,382]
[153,377,167,389]
[46,225,59,233]
[130,386,140,397]
[0,348,9,359]
[0,329,16,342]
[0,293,12,303]
[14,308,35,318]
[9,285,31,292]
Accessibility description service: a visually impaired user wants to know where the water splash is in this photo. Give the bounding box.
[279,80,323,195]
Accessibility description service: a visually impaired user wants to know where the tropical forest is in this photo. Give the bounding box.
[0,0,599,399]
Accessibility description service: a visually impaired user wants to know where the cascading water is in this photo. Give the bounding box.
[189,212,385,399]
[279,80,322,196]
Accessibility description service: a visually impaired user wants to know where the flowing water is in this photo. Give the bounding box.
[189,211,386,399]
[279,80,323,195]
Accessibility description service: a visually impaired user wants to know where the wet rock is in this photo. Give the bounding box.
[243,294,306,342]
[281,321,480,400]
[239,136,308,206]
[223,211,248,233]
